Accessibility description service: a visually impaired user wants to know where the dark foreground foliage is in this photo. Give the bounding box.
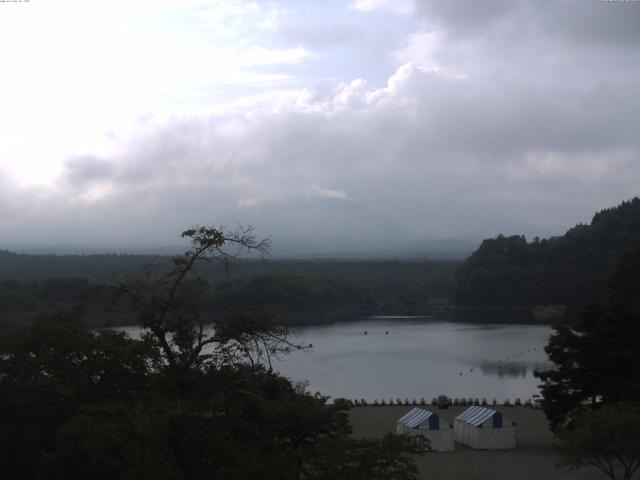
[536,248,640,430]
[536,248,640,479]
[0,314,426,480]
[557,404,640,480]
[0,226,426,479]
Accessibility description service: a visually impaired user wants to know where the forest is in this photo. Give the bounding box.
[453,198,640,311]
[0,253,457,329]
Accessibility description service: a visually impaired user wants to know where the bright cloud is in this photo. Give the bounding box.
[350,0,415,15]
[0,0,315,186]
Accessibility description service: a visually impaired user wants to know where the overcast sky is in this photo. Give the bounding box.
[1,0,639,249]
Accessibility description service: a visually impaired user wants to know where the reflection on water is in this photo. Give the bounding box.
[479,360,555,378]
[274,318,552,401]
[480,360,528,378]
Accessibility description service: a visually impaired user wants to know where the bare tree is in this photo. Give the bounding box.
[213,311,303,372]
[111,224,278,371]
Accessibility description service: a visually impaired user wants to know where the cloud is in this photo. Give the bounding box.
[196,0,282,35]
[64,156,116,186]
[312,185,348,200]
[1,1,639,248]
[5,56,630,245]
[413,0,515,33]
[241,46,316,65]
[410,0,640,47]
[350,0,415,15]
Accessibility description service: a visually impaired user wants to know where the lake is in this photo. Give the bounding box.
[119,317,553,403]
[275,317,552,403]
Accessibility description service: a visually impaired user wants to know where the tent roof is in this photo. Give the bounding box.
[397,408,436,428]
[455,406,500,426]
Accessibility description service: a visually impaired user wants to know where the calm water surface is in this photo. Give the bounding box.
[120,317,552,402]
[275,317,552,402]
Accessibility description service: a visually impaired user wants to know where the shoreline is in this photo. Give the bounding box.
[1,310,570,332]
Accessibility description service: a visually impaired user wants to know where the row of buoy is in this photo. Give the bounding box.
[504,347,537,361]
[360,331,540,357]
[346,397,536,408]
[357,331,541,376]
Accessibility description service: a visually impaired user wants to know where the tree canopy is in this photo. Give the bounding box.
[0,255,455,331]
[454,198,640,307]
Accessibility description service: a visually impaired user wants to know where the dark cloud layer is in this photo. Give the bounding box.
[415,0,640,46]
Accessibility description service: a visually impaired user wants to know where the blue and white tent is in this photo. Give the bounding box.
[396,407,454,451]
[454,406,517,449]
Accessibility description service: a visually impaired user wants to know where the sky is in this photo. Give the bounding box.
[1,0,639,251]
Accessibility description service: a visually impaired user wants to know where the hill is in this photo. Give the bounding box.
[453,198,640,309]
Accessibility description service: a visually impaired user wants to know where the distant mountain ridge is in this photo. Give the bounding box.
[453,197,640,307]
[230,196,420,257]
[1,197,479,259]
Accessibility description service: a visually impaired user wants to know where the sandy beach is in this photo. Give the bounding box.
[349,405,605,480]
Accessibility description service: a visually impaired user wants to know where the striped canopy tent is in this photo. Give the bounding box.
[454,406,517,450]
[396,407,454,451]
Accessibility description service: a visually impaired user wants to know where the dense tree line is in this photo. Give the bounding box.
[0,278,96,311]
[0,258,455,329]
[454,198,640,307]
[0,250,457,288]
[208,275,375,314]
[0,249,158,281]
